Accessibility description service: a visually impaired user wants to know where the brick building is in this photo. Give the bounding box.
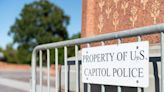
[81,0,164,44]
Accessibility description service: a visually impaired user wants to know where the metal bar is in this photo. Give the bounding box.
[34,24,164,50]
[87,43,91,92]
[75,45,80,92]
[101,85,105,92]
[137,36,142,92]
[101,41,105,46]
[117,39,121,92]
[137,36,141,42]
[161,32,164,92]
[55,48,59,92]
[47,49,50,92]
[64,46,68,92]
[118,39,121,44]
[32,50,37,92]
[39,50,43,92]
[88,84,91,92]
[101,41,105,92]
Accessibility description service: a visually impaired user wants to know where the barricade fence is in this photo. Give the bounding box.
[31,24,164,92]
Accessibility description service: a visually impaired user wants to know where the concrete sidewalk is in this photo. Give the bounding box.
[0,84,27,92]
[0,77,56,92]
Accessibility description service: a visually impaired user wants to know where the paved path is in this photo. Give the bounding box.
[0,77,56,92]
[0,70,56,92]
[0,84,27,92]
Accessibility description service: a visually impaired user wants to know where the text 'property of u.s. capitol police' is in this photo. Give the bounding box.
[82,41,149,87]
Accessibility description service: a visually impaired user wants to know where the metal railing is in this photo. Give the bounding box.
[31,23,164,92]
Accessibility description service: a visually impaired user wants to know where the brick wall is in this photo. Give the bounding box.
[81,0,164,44]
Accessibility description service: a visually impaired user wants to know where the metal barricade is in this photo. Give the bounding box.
[31,24,164,92]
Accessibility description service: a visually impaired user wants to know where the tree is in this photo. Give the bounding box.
[3,43,18,63]
[0,47,2,52]
[67,32,81,57]
[9,1,70,64]
[70,32,81,40]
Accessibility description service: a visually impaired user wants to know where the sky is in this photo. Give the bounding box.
[0,0,82,49]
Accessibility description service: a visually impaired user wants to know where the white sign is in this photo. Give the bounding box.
[82,41,149,87]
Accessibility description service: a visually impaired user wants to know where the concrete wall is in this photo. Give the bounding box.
[60,65,83,92]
